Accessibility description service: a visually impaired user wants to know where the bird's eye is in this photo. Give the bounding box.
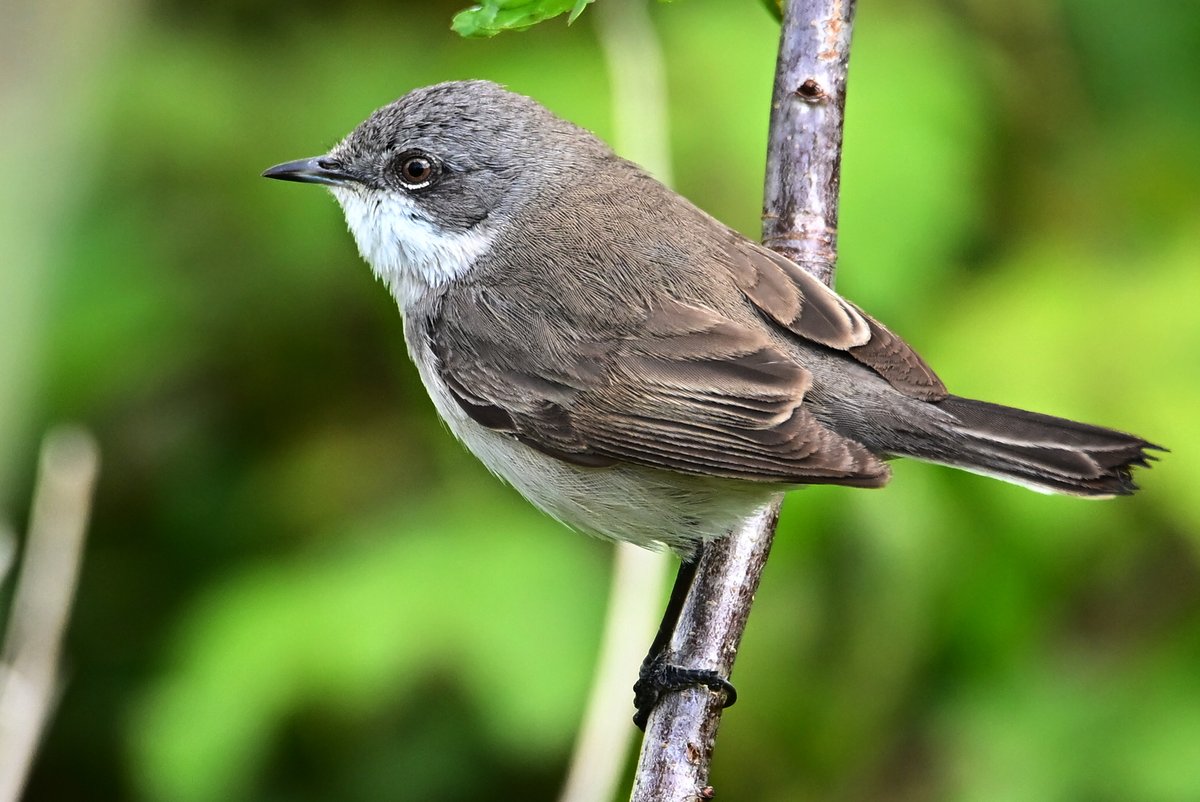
[394,151,439,189]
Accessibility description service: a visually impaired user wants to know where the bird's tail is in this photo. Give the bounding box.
[906,395,1162,497]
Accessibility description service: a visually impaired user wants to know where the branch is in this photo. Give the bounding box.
[762,0,856,279]
[630,0,856,797]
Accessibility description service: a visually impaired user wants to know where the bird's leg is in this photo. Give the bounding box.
[632,546,737,729]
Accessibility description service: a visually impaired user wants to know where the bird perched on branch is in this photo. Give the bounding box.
[264,80,1161,727]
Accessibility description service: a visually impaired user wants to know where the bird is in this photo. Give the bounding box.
[263,79,1161,727]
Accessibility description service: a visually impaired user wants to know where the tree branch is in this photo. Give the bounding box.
[762,0,856,278]
[630,0,857,797]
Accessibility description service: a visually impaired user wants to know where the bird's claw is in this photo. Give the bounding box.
[632,653,737,730]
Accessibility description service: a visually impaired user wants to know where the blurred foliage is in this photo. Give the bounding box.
[2,0,1198,800]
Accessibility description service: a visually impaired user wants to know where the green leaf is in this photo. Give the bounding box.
[567,0,591,24]
[452,0,595,38]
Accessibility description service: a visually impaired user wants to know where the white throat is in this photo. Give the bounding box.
[330,187,495,309]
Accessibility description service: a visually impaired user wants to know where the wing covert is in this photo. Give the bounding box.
[429,293,890,487]
[729,240,947,400]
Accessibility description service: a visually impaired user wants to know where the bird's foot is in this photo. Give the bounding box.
[632,653,737,730]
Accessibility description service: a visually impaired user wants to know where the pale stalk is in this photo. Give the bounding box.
[558,2,673,801]
[0,428,100,802]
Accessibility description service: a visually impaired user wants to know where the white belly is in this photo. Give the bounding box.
[405,328,777,555]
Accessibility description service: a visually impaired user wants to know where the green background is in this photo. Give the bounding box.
[2,0,1198,800]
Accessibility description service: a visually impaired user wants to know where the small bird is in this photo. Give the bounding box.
[264,80,1160,726]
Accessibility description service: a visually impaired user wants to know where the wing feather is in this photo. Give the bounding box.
[729,240,947,400]
[430,293,890,487]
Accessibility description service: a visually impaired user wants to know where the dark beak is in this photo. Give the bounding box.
[261,157,357,187]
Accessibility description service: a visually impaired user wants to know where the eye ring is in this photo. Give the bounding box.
[393,150,440,190]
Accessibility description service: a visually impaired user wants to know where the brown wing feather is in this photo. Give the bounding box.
[430,294,890,487]
[729,239,947,400]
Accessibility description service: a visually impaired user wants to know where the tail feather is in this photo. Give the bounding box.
[915,395,1162,497]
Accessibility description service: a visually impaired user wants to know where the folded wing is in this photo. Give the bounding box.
[430,291,890,487]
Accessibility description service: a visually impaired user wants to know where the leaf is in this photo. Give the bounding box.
[451,0,595,38]
[568,0,591,24]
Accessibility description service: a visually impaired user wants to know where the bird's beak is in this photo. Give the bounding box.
[261,156,357,187]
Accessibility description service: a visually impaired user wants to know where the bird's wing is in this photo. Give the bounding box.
[428,289,890,487]
[728,239,948,400]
